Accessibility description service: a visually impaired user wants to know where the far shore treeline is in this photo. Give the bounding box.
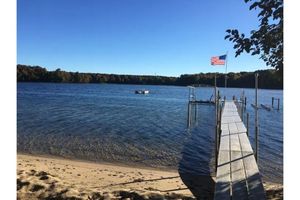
[17,64,283,89]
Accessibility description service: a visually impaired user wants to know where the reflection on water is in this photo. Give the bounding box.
[17,83,283,183]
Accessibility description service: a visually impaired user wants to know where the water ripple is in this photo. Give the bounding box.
[17,83,282,183]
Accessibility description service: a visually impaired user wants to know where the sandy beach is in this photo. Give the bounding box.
[17,154,283,200]
[17,154,195,200]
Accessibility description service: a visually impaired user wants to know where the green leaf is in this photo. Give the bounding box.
[224,35,230,40]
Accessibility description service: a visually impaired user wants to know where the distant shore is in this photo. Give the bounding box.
[17,153,283,199]
[17,64,283,89]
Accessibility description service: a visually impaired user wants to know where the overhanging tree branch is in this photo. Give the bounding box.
[225,0,283,73]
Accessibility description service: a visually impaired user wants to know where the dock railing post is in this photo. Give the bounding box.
[215,99,218,173]
[217,90,221,146]
[246,113,249,136]
[255,73,259,162]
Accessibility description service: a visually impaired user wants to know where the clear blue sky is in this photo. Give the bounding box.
[17,0,271,76]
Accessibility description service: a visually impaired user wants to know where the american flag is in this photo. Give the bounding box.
[211,55,226,65]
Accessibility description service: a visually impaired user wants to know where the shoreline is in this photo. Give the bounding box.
[17,153,283,199]
[18,151,283,184]
[17,152,179,174]
[17,81,284,91]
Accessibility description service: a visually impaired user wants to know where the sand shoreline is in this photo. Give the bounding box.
[17,153,196,199]
[17,152,180,173]
[17,153,283,199]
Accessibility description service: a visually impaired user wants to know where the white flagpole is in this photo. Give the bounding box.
[225,51,228,88]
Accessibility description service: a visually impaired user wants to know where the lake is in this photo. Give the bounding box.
[17,83,283,183]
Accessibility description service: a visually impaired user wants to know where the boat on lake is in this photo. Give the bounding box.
[135,90,149,94]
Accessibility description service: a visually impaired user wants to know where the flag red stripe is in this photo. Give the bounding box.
[211,56,225,65]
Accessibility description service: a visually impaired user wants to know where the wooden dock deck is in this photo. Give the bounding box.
[214,100,265,200]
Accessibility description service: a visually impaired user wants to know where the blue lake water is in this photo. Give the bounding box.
[17,83,283,183]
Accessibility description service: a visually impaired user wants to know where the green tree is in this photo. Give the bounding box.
[225,0,283,73]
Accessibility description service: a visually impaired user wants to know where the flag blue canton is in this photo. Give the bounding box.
[219,55,227,60]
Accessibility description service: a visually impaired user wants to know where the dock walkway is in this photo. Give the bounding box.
[214,100,265,200]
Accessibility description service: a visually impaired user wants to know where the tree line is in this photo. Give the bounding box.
[17,64,283,89]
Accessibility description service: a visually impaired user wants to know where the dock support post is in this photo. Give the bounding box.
[217,92,219,150]
[255,73,259,162]
[272,97,274,108]
[217,90,221,146]
[215,123,218,173]
[217,90,222,133]
[241,96,244,121]
[187,102,191,127]
[214,74,221,173]
[246,113,249,136]
[241,91,245,120]
[194,103,197,123]
[245,96,247,109]
[214,74,217,105]
[187,102,190,127]
[277,98,280,110]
